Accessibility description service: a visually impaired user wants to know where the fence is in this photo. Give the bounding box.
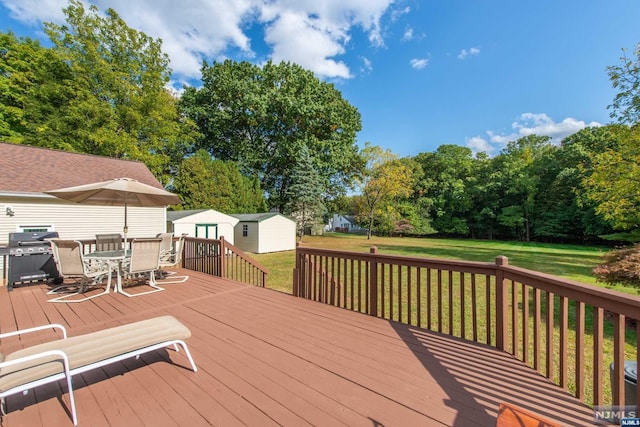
[293,244,640,408]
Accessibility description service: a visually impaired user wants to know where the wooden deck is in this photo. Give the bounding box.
[0,269,594,426]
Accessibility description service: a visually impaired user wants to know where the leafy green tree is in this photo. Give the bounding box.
[492,135,553,241]
[582,124,640,238]
[413,145,477,236]
[355,144,414,239]
[284,144,325,241]
[179,59,362,211]
[173,149,267,213]
[20,0,198,183]
[0,32,54,143]
[607,42,640,124]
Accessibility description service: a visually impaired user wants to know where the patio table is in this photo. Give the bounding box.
[85,250,130,294]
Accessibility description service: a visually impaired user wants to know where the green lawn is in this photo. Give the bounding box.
[254,233,635,295]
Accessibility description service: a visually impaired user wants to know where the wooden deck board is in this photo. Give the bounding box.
[1,269,595,426]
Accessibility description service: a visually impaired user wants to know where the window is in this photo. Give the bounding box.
[242,224,248,237]
[17,224,55,232]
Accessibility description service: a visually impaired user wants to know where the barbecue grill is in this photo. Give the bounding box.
[7,231,61,291]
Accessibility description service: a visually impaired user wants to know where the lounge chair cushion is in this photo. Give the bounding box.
[0,315,190,392]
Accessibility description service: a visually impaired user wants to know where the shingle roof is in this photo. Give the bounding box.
[0,142,164,193]
[166,209,209,221]
[231,213,282,222]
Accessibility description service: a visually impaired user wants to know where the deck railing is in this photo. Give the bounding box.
[293,244,640,409]
[182,236,268,287]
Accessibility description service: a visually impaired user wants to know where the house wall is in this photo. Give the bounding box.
[0,195,166,284]
[257,216,296,253]
[233,221,260,253]
[167,210,237,245]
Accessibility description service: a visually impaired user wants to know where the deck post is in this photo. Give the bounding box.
[369,246,378,317]
[219,236,226,278]
[293,243,301,297]
[495,256,509,351]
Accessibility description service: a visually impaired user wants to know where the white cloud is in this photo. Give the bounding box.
[0,0,397,80]
[410,58,428,69]
[457,47,480,60]
[403,26,414,41]
[360,56,373,74]
[466,113,602,155]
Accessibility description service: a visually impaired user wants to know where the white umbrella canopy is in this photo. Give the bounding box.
[46,177,181,245]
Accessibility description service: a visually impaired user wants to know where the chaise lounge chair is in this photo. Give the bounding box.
[0,315,197,425]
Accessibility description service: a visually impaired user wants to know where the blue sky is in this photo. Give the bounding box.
[1,0,639,157]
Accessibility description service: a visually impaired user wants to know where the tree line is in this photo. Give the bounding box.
[1,0,639,244]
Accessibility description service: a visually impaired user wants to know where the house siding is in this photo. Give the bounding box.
[1,196,166,283]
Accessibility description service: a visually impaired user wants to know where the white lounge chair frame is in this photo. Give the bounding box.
[0,316,197,426]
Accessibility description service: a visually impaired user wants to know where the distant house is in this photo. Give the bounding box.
[166,209,239,245]
[231,213,296,253]
[328,214,363,233]
[0,142,170,283]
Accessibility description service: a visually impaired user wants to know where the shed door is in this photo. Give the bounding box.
[195,224,218,239]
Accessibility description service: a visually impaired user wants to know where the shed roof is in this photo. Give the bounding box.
[166,209,209,221]
[231,213,284,222]
[0,142,164,193]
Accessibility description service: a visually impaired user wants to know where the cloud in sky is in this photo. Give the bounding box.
[466,113,602,155]
[410,58,429,70]
[457,47,480,60]
[1,0,397,80]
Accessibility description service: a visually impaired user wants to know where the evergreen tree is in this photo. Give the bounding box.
[284,144,326,241]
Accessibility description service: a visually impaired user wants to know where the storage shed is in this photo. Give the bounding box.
[166,209,238,245]
[231,213,296,253]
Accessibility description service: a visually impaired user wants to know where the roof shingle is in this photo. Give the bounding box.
[0,143,164,193]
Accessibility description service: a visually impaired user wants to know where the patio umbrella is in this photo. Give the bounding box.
[46,177,181,246]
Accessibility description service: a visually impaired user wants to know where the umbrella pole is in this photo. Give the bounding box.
[123,202,128,249]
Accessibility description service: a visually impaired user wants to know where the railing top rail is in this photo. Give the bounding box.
[501,264,640,317]
[297,245,498,274]
[184,236,269,274]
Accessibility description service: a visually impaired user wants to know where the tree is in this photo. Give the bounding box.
[413,145,477,236]
[0,32,55,143]
[492,135,553,241]
[356,144,414,239]
[607,42,640,124]
[179,59,363,211]
[173,149,267,213]
[284,144,326,241]
[581,124,640,237]
[23,0,198,183]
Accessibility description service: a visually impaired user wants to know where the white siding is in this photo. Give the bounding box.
[1,195,166,284]
[233,222,259,253]
[258,216,296,253]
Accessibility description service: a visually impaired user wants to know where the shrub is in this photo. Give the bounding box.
[592,244,640,289]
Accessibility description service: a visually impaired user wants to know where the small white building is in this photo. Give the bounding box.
[166,209,238,245]
[231,213,296,253]
[328,214,364,233]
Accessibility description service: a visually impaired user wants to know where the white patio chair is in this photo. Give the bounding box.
[156,234,189,284]
[95,233,123,252]
[119,237,164,297]
[47,239,112,303]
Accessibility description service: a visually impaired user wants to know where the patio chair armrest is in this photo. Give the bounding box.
[0,324,67,340]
